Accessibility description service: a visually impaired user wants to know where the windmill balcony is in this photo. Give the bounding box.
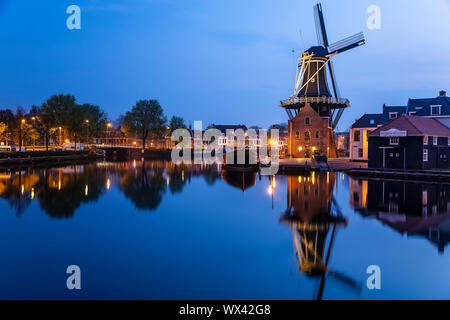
[280,96,350,108]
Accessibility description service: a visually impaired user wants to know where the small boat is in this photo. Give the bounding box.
[222,148,259,172]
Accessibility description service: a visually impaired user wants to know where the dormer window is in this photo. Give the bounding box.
[369,119,375,124]
[431,105,441,116]
[389,112,398,119]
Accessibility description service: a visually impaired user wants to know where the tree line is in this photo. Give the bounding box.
[0,94,187,150]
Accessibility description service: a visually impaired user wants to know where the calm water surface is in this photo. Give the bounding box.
[1,160,449,299]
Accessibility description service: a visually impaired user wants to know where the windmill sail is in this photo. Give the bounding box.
[328,32,365,54]
[314,3,329,47]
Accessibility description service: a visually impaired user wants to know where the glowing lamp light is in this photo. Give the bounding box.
[312,146,317,151]
[267,186,273,195]
[298,146,302,152]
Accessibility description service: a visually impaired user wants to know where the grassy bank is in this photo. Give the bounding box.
[0,150,91,159]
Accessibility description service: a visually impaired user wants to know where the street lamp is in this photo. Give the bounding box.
[59,127,62,147]
[31,117,36,150]
[84,120,90,145]
[19,119,25,152]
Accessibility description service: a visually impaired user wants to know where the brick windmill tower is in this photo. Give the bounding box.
[281,3,365,158]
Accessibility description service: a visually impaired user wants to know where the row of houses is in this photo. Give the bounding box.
[350,90,450,169]
[94,124,290,152]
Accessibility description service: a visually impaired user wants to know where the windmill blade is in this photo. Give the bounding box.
[328,32,365,54]
[327,60,340,98]
[327,60,346,128]
[326,269,363,293]
[314,3,329,47]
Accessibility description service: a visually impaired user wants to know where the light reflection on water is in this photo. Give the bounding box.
[0,160,449,299]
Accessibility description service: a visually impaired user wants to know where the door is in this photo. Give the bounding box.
[384,147,404,169]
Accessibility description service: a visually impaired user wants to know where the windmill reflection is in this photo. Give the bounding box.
[281,172,361,299]
[350,177,450,253]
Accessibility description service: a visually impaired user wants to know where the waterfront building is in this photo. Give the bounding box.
[288,103,336,158]
[350,90,448,162]
[349,114,383,161]
[368,115,450,169]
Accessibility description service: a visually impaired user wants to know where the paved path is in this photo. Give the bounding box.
[278,158,367,172]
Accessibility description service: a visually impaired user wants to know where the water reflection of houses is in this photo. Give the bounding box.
[0,161,223,217]
[281,172,360,299]
[349,177,450,253]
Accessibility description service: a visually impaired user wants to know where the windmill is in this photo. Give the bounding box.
[281,3,365,129]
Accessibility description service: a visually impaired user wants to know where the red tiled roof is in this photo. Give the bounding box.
[369,115,450,137]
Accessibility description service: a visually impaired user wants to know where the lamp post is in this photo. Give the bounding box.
[107,122,112,146]
[19,119,25,152]
[31,117,36,151]
[85,120,90,146]
[59,127,62,148]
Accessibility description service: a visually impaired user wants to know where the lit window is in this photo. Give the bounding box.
[305,131,311,142]
[295,131,299,139]
[390,137,399,145]
[431,105,441,116]
[354,130,360,142]
[369,119,375,124]
[433,136,438,145]
[423,149,428,162]
[424,136,428,145]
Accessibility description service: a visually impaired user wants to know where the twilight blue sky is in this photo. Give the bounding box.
[0,0,449,130]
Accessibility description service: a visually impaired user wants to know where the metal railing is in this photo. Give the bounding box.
[280,96,349,107]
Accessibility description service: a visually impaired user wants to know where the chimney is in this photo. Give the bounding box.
[383,103,386,112]
[439,90,447,97]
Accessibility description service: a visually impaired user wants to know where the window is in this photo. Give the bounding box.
[354,130,360,142]
[422,191,428,206]
[358,148,363,158]
[424,136,428,145]
[390,137,399,145]
[389,112,398,119]
[409,112,416,115]
[431,105,441,116]
[295,131,299,139]
[315,131,319,139]
[369,119,375,124]
[448,137,450,146]
[304,131,311,142]
[423,149,428,162]
[433,136,438,145]
[305,117,310,125]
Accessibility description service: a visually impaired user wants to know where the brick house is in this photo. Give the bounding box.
[288,103,337,158]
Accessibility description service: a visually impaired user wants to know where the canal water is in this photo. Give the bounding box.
[1,160,449,299]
